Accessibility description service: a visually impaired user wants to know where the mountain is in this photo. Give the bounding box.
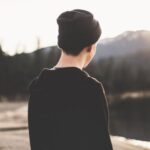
[93,30,150,61]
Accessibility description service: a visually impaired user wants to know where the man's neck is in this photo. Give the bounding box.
[55,52,85,70]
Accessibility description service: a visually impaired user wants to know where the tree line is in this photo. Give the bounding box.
[0,45,150,99]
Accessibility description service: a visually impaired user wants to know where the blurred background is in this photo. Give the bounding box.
[0,0,150,149]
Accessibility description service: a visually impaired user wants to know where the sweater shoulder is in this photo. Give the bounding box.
[86,75,103,88]
[82,70,102,86]
[85,75,106,97]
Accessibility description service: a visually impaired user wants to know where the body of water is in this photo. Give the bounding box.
[109,97,150,141]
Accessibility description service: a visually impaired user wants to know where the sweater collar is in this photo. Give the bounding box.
[50,66,90,76]
[28,67,90,92]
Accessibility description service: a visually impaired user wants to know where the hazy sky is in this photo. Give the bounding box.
[0,0,150,55]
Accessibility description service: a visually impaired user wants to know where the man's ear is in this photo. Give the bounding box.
[86,45,92,52]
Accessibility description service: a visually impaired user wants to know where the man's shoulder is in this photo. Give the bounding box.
[88,76,101,85]
[83,72,103,87]
[82,70,101,84]
[85,75,103,90]
[82,70,104,90]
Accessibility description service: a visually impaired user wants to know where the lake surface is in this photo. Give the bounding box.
[109,97,150,141]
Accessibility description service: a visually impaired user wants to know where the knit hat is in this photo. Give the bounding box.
[57,9,101,55]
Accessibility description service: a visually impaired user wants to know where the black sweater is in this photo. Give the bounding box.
[28,66,113,150]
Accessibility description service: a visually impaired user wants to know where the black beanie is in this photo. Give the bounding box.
[57,9,102,55]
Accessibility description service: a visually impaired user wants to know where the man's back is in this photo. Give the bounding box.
[28,67,113,150]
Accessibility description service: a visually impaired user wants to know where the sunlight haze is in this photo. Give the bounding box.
[0,0,150,55]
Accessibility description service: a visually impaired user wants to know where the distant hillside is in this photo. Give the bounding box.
[93,30,150,61]
[29,30,150,62]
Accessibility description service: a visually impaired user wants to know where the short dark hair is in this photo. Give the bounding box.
[57,9,101,56]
